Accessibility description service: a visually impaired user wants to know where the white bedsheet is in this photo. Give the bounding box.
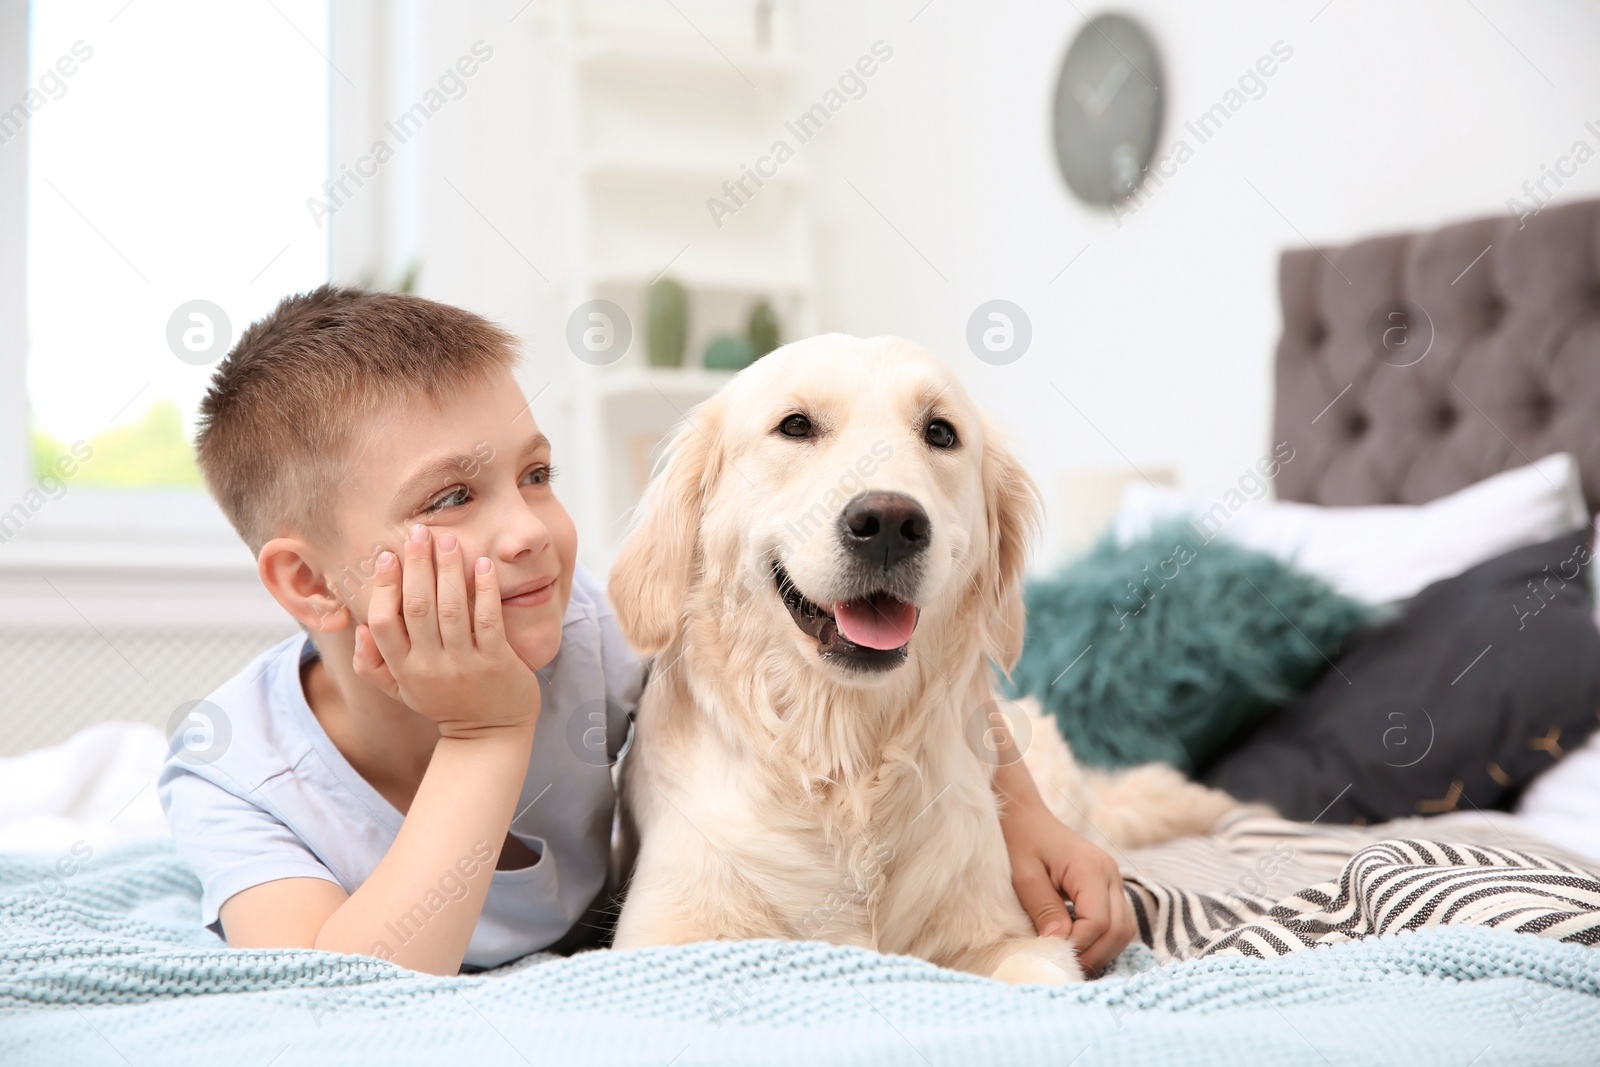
[0,721,171,855]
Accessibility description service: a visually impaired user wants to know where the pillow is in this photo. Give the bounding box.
[1591,514,1600,636]
[1514,725,1600,868]
[998,522,1370,773]
[1201,532,1600,824]
[1112,452,1588,605]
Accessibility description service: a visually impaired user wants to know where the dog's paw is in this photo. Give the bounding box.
[988,938,1085,986]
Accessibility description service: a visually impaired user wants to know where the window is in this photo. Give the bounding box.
[0,0,331,567]
[26,0,330,487]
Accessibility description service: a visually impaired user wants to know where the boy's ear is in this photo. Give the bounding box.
[259,536,351,633]
[974,415,1042,681]
[607,395,725,657]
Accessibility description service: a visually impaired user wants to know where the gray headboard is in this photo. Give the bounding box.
[1272,197,1600,514]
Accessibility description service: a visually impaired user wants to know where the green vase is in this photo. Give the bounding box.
[647,278,688,367]
[704,334,756,370]
[747,299,780,360]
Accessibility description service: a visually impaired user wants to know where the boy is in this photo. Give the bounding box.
[159,285,1134,978]
[158,285,638,975]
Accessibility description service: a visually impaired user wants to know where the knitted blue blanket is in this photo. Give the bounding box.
[3,838,1599,1066]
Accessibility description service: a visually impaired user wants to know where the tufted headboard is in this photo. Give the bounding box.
[1272,198,1600,515]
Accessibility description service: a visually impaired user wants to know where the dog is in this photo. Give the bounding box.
[605,334,1242,984]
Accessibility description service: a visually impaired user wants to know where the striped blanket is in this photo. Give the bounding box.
[1119,810,1600,963]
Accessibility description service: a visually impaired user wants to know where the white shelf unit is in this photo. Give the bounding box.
[542,0,817,576]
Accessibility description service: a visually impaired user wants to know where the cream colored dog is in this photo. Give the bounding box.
[606,334,1240,984]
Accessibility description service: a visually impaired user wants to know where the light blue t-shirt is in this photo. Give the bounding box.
[156,560,645,971]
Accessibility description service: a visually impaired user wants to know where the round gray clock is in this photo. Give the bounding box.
[1051,14,1164,206]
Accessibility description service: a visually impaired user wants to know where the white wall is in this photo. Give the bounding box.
[381,0,1600,574]
[792,0,1600,566]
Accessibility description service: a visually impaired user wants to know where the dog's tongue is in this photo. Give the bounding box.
[833,593,918,650]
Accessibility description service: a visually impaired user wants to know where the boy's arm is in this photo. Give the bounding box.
[219,876,349,950]
[220,727,534,973]
[221,527,541,976]
[989,718,1136,976]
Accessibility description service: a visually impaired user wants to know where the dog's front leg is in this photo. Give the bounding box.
[949,935,1084,986]
[610,816,746,950]
[611,852,742,949]
[879,788,1086,987]
[926,879,1086,986]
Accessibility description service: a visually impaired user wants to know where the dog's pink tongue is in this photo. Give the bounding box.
[833,594,918,650]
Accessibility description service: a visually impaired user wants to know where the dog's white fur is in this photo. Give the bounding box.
[605,334,1241,984]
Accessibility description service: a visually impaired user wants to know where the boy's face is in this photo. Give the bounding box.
[324,366,577,673]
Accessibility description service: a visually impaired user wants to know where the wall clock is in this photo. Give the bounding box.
[1051,13,1164,206]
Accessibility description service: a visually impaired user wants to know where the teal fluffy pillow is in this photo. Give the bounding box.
[997,521,1370,773]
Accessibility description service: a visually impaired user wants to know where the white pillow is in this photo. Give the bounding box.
[1111,452,1589,605]
[1513,725,1600,869]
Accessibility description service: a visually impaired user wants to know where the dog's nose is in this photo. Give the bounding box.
[839,491,930,569]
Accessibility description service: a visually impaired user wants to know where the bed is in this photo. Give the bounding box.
[5,201,1600,1066]
[1272,198,1600,513]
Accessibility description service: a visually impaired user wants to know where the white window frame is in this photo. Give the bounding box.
[1,1,34,560]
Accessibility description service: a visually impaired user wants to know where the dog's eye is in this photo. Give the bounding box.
[925,419,959,449]
[778,413,813,438]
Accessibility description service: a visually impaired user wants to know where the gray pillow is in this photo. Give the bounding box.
[1201,532,1600,824]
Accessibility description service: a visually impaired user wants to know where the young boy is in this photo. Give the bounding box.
[159,285,1134,978]
[157,284,639,975]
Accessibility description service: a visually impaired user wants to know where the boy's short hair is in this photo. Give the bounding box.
[195,284,521,559]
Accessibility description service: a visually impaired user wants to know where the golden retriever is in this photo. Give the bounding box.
[605,334,1240,984]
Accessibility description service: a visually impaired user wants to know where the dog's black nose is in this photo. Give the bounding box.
[839,491,930,569]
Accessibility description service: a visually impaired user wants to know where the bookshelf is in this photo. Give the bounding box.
[535,0,816,574]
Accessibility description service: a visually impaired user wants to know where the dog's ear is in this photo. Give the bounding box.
[607,395,725,657]
[975,416,1043,681]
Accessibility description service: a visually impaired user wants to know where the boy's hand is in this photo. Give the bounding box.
[1003,803,1136,976]
[352,523,541,740]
